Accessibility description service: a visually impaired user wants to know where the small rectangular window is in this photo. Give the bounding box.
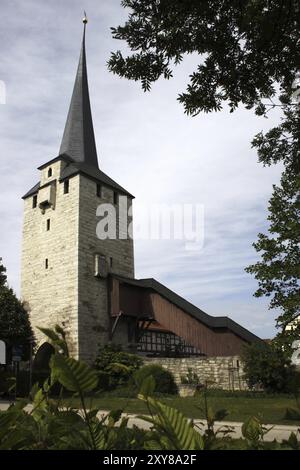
[45,259,48,269]
[113,192,118,205]
[110,257,113,268]
[96,183,102,198]
[46,219,50,231]
[64,180,69,194]
[94,254,106,277]
[32,195,37,209]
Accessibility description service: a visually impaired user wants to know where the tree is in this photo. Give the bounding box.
[0,258,7,287]
[0,258,34,360]
[246,105,300,348]
[94,343,143,389]
[108,1,300,335]
[241,341,297,393]
[108,0,299,115]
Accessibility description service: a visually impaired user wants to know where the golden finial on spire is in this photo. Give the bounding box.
[83,11,88,24]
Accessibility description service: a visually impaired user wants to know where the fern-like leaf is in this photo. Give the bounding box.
[139,396,204,450]
[50,354,98,393]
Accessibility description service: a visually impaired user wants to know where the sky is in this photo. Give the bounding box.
[0,0,283,338]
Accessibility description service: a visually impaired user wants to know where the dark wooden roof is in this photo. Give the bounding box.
[112,274,262,344]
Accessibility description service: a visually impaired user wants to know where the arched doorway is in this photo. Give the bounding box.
[33,342,55,374]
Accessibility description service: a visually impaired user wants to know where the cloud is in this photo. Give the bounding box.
[0,0,283,338]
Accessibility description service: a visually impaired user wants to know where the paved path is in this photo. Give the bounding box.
[1,400,299,443]
[98,412,300,443]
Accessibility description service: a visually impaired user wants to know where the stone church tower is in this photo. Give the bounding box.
[21,18,261,368]
[21,19,134,363]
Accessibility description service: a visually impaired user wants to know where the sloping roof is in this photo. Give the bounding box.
[22,153,133,199]
[22,182,40,199]
[60,161,134,197]
[59,23,99,168]
[113,274,262,344]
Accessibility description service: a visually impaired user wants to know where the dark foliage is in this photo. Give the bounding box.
[0,257,7,287]
[1,327,299,450]
[94,344,143,389]
[0,258,34,361]
[108,2,300,335]
[133,364,178,395]
[246,106,300,345]
[241,342,298,393]
[109,0,299,115]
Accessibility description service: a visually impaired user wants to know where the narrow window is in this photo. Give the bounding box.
[45,259,48,269]
[113,192,118,205]
[96,183,102,198]
[48,168,52,177]
[32,195,37,209]
[110,257,113,268]
[64,180,69,194]
[94,254,106,277]
[46,219,50,231]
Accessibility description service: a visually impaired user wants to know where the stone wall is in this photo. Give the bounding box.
[144,356,248,391]
[78,176,134,363]
[21,160,80,358]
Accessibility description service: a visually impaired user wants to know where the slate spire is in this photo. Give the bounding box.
[59,14,99,168]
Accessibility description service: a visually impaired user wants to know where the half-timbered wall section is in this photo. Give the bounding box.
[109,275,262,357]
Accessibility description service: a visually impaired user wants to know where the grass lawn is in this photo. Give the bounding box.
[61,392,300,426]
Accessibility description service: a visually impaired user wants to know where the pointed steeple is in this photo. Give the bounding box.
[59,14,99,168]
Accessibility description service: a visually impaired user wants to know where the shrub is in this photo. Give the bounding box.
[241,342,297,393]
[96,371,110,391]
[10,370,64,398]
[1,327,299,450]
[94,344,143,389]
[180,368,201,385]
[0,368,14,396]
[133,364,178,395]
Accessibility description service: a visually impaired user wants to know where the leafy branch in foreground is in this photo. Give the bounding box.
[137,376,204,450]
[108,0,299,115]
[0,327,299,450]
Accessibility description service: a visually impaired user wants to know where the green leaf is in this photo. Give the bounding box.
[138,375,156,398]
[283,432,300,450]
[139,396,204,450]
[38,326,69,355]
[107,362,130,373]
[107,409,123,426]
[241,416,263,442]
[38,327,61,343]
[50,354,98,393]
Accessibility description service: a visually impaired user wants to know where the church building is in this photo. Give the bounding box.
[21,18,261,365]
